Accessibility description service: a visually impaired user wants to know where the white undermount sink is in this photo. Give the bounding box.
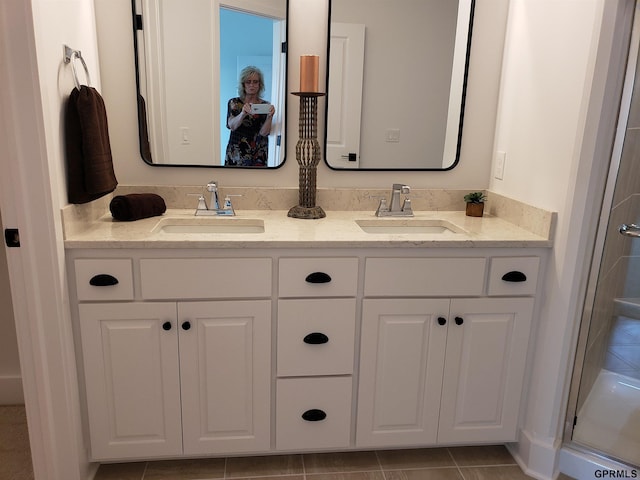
[355,219,464,234]
[152,217,265,234]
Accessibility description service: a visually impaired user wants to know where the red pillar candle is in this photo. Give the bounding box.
[300,55,319,92]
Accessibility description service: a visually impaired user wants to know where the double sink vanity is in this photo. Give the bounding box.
[63,187,554,462]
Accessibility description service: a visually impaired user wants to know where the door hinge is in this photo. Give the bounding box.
[276,135,282,147]
[281,41,287,54]
[4,228,20,248]
[573,415,578,427]
[135,14,143,30]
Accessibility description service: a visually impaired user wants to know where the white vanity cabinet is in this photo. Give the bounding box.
[356,256,538,448]
[68,248,544,461]
[73,256,272,461]
[276,257,358,451]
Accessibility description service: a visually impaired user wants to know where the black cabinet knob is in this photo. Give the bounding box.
[303,332,329,344]
[305,272,332,284]
[501,271,527,282]
[182,321,191,331]
[301,409,327,422]
[437,317,447,326]
[455,317,464,326]
[162,321,172,331]
[89,274,119,287]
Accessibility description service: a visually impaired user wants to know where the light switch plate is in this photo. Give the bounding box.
[385,129,400,143]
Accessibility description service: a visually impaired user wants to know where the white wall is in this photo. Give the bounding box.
[95,0,508,190]
[490,0,601,211]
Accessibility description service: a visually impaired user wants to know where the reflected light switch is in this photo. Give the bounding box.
[385,129,400,143]
[180,127,190,145]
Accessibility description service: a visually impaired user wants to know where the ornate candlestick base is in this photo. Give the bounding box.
[288,92,326,219]
[288,204,325,219]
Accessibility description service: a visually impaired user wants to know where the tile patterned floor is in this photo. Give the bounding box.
[0,406,578,480]
[94,446,557,480]
[0,405,34,480]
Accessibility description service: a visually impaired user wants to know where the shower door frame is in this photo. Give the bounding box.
[563,0,640,463]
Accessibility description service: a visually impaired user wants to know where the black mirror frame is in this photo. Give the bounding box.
[323,0,475,171]
[130,0,289,169]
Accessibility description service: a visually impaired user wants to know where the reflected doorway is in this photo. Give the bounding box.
[219,7,286,167]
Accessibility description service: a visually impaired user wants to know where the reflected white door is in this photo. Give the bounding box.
[326,22,365,168]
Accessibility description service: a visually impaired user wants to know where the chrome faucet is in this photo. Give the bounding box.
[207,181,220,210]
[375,183,413,217]
[193,180,236,216]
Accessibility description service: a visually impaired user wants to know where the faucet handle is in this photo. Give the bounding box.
[223,194,242,208]
[187,193,208,210]
[221,194,242,215]
[401,198,413,215]
[373,197,389,216]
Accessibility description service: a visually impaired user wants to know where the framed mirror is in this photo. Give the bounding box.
[132,0,288,168]
[325,0,474,170]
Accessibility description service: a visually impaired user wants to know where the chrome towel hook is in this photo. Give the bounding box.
[63,44,91,90]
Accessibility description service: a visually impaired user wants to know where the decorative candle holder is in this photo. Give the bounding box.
[288,92,326,219]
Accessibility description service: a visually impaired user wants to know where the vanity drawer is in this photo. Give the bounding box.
[364,257,486,297]
[487,257,540,296]
[278,258,358,297]
[140,258,272,299]
[276,377,352,450]
[277,299,356,377]
[74,259,134,301]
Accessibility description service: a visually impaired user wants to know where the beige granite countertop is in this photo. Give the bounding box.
[63,208,553,249]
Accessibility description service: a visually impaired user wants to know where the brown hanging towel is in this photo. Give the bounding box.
[65,86,118,204]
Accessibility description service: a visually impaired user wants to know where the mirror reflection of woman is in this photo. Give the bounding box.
[225,66,275,167]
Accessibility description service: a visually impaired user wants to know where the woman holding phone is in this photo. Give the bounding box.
[225,66,275,166]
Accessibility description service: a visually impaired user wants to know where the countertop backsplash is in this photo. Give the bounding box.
[61,186,556,242]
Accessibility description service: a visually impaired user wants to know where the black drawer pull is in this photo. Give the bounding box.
[305,272,332,284]
[89,274,119,287]
[502,271,527,282]
[437,317,447,326]
[303,332,329,344]
[302,409,327,422]
[162,321,172,331]
[182,321,191,331]
[455,316,464,326]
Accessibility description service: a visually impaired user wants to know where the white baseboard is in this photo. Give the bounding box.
[0,375,24,405]
[507,429,561,480]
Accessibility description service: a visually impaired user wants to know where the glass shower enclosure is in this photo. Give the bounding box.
[565,4,640,469]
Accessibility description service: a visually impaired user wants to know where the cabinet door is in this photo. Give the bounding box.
[178,300,271,454]
[356,298,450,447]
[438,298,534,443]
[79,303,182,460]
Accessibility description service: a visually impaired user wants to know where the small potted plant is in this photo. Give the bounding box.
[464,191,487,217]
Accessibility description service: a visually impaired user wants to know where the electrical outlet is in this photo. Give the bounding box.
[494,151,506,180]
